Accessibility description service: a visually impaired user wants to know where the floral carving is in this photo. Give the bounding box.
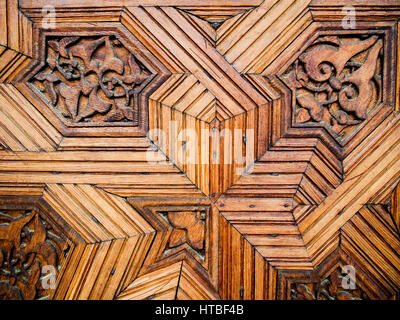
[290,268,368,300]
[30,35,151,125]
[283,35,383,139]
[160,211,206,256]
[0,210,70,300]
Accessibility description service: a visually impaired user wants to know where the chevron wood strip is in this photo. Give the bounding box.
[218,197,313,270]
[343,113,400,175]
[121,10,188,73]
[0,48,32,82]
[1,0,33,55]
[64,234,154,299]
[368,177,400,205]
[125,6,267,116]
[0,1,33,83]
[41,183,155,299]
[43,184,154,241]
[219,214,278,299]
[340,235,399,298]
[117,262,183,300]
[218,0,312,73]
[177,5,256,23]
[175,262,219,300]
[150,74,219,120]
[176,11,216,44]
[300,114,400,261]
[160,7,268,106]
[341,205,400,295]
[0,84,62,151]
[216,0,280,52]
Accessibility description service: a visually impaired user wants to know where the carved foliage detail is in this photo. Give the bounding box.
[290,268,368,300]
[160,211,206,257]
[283,34,383,139]
[0,210,69,300]
[30,36,151,125]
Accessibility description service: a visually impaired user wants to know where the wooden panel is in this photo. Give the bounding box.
[0,0,399,300]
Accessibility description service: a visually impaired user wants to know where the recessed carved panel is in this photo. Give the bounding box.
[0,208,70,300]
[283,34,383,141]
[159,210,206,258]
[290,267,367,300]
[30,35,152,126]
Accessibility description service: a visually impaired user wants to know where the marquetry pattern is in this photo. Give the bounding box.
[121,198,219,299]
[218,215,277,300]
[280,248,393,300]
[0,185,155,300]
[117,261,219,300]
[0,0,33,82]
[0,0,399,300]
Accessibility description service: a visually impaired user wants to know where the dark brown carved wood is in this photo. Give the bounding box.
[283,34,383,139]
[31,35,151,125]
[0,197,71,300]
[0,0,399,300]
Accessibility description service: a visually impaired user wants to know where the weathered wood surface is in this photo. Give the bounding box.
[0,0,399,300]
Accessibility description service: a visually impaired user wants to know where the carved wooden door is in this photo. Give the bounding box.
[0,0,400,300]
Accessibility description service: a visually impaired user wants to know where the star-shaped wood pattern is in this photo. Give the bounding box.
[0,0,399,300]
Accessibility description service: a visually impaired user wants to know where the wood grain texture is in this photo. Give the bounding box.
[0,0,33,82]
[219,214,278,300]
[116,261,219,300]
[0,0,399,300]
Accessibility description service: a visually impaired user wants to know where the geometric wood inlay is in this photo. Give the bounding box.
[0,0,399,300]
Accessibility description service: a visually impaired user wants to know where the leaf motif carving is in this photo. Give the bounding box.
[31,35,151,125]
[0,209,69,300]
[283,34,383,140]
[163,211,206,254]
[59,83,81,120]
[291,268,365,300]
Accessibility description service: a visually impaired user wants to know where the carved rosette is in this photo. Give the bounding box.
[283,34,383,141]
[160,210,207,259]
[290,268,368,300]
[0,209,70,300]
[30,35,152,126]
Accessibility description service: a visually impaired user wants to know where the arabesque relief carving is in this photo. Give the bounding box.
[0,210,69,300]
[30,35,151,125]
[283,35,383,140]
[160,211,206,257]
[290,268,368,300]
